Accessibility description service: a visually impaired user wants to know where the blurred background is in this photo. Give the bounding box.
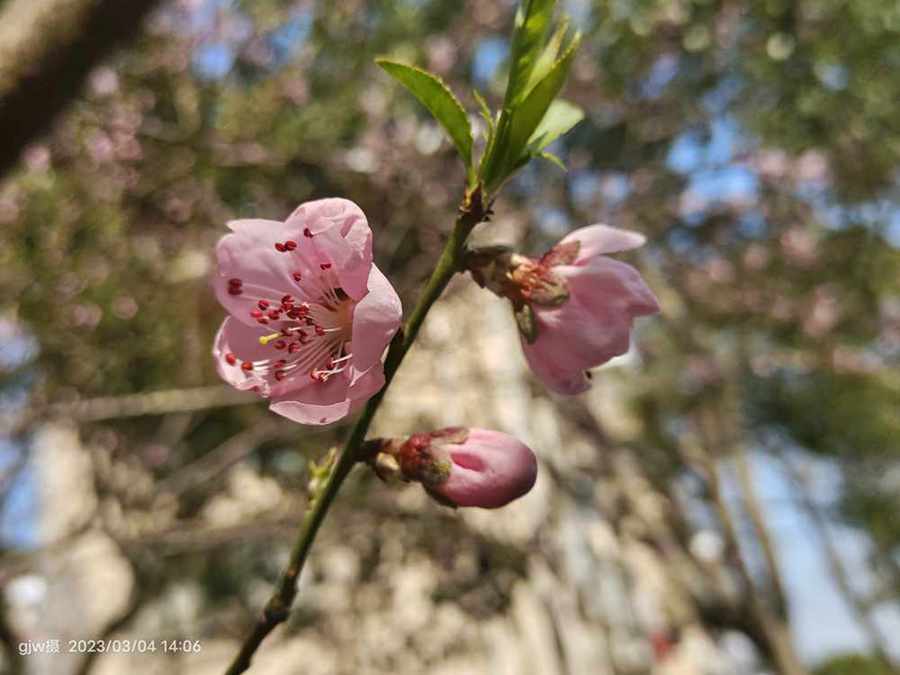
[0,0,898,674]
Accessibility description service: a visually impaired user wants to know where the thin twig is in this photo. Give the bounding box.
[222,186,488,675]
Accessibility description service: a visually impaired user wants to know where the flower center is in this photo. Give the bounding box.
[226,263,356,390]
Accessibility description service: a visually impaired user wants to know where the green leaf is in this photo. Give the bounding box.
[376,59,473,168]
[472,89,495,137]
[537,150,567,171]
[523,17,570,99]
[505,0,556,107]
[527,99,584,151]
[487,31,581,189]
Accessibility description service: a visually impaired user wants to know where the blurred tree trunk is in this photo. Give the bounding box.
[0,0,162,179]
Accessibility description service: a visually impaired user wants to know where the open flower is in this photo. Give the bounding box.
[212,198,402,425]
[468,224,659,395]
[376,427,538,509]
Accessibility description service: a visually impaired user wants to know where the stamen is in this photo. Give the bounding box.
[258,332,282,346]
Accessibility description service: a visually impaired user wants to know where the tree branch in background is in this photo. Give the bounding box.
[0,0,164,179]
[0,385,257,437]
[734,445,789,618]
[779,454,898,673]
[692,408,809,675]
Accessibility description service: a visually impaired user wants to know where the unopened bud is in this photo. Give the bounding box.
[378,427,537,509]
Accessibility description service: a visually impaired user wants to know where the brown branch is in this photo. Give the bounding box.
[734,446,789,617]
[0,0,165,179]
[1,385,257,436]
[692,409,808,675]
[779,455,899,673]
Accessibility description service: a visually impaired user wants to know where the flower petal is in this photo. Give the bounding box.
[212,317,272,394]
[561,257,660,317]
[215,219,311,325]
[520,259,657,395]
[286,197,373,266]
[269,374,352,425]
[559,224,647,262]
[350,265,402,372]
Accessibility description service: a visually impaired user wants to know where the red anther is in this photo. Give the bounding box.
[241,361,253,371]
[287,309,300,319]
[227,287,243,295]
[309,372,318,381]
[303,227,313,238]
[250,309,263,319]
[288,342,301,353]
[284,240,297,250]
[225,353,237,365]
[306,318,315,326]
[275,370,287,381]
[267,309,281,320]
[275,242,286,252]
[281,294,293,304]
[257,317,269,325]
[273,340,287,350]
[292,272,303,282]
[258,299,270,309]
[228,278,243,287]
[274,359,287,368]
[325,358,334,369]
[251,386,260,393]
[320,262,332,270]
[297,303,310,315]
[315,325,325,336]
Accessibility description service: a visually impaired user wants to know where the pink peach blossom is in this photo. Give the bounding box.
[391,427,537,509]
[510,225,659,395]
[212,198,402,425]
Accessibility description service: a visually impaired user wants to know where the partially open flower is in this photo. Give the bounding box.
[375,427,538,509]
[212,198,402,425]
[468,224,659,395]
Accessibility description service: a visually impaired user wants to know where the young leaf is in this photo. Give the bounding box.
[473,89,495,137]
[505,0,556,107]
[490,32,581,188]
[523,17,570,100]
[376,58,473,168]
[527,99,584,151]
[537,150,567,172]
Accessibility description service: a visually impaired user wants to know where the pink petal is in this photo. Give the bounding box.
[286,197,372,264]
[215,219,304,326]
[310,225,371,300]
[559,224,647,262]
[561,257,660,317]
[212,317,273,394]
[438,429,538,508]
[269,374,351,425]
[521,259,658,395]
[350,265,403,372]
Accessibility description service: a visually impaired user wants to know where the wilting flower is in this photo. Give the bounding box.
[375,427,538,509]
[212,198,402,425]
[468,224,659,395]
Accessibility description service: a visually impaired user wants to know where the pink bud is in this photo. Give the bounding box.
[391,428,537,509]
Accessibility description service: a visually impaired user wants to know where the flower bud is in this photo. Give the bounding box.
[378,427,537,509]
